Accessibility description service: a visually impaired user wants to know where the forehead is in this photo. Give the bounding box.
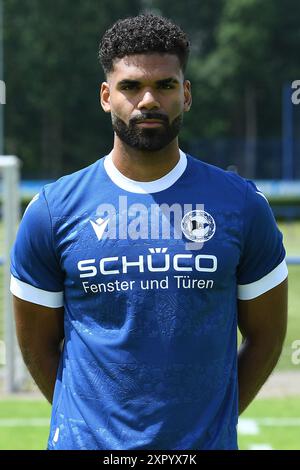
[109,53,183,82]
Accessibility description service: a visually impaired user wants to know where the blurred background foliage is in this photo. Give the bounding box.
[3,0,300,178]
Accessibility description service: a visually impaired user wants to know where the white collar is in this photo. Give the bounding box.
[104,149,187,194]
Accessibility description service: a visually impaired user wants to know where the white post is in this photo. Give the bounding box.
[0,0,4,154]
[0,156,20,392]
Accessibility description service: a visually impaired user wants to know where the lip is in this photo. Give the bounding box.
[137,120,164,127]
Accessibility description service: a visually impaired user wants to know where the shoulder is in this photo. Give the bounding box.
[185,153,253,200]
[41,158,105,214]
[44,159,102,198]
[184,153,273,220]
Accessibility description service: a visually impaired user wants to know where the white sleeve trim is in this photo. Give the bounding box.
[237,259,288,300]
[10,275,64,308]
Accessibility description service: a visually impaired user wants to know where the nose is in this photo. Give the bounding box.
[137,90,160,110]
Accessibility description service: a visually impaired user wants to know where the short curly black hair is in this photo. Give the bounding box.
[99,14,190,76]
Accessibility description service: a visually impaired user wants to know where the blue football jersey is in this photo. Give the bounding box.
[10,150,287,450]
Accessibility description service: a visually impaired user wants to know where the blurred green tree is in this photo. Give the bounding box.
[3,0,300,177]
[4,0,140,177]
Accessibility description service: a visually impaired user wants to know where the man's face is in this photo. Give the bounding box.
[101,53,192,151]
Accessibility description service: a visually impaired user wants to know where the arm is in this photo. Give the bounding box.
[13,295,64,404]
[237,277,288,415]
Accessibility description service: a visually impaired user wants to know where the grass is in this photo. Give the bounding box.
[239,220,300,371]
[239,397,300,450]
[278,221,300,256]
[0,396,299,450]
[276,264,300,370]
[0,399,51,450]
[0,267,3,341]
[236,263,300,371]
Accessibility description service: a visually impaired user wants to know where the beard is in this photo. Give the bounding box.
[111,111,183,151]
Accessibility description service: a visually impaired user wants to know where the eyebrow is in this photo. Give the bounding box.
[157,77,180,86]
[117,77,180,87]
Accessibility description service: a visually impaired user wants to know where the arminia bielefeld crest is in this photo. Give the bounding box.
[181,210,216,243]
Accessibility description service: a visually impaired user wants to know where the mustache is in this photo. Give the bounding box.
[129,112,169,124]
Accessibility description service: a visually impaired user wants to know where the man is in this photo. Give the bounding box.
[10,14,288,450]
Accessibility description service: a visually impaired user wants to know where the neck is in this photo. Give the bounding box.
[110,136,180,182]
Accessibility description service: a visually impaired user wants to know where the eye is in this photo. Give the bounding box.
[120,83,139,91]
[158,83,175,90]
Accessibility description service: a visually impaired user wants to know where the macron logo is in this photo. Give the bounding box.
[90,217,109,240]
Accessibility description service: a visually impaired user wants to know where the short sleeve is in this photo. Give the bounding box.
[10,190,64,308]
[237,181,288,300]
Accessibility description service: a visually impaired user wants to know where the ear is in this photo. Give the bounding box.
[100,82,111,113]
[183,80,192,112]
